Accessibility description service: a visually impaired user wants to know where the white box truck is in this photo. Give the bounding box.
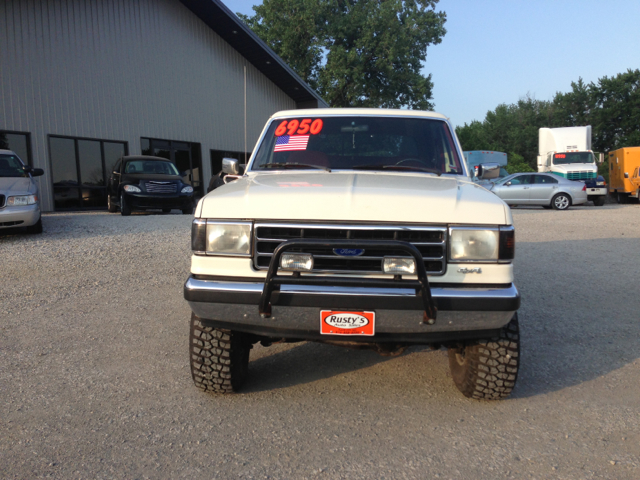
[537,126,605,206]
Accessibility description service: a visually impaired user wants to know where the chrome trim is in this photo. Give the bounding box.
[185,276,519,300]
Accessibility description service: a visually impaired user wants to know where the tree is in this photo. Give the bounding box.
[239,0,447,109]
[589,69,640,152]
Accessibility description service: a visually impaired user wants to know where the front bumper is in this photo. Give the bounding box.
[184,276,520,343]
[124,192,193,209]
[0,203,40,228]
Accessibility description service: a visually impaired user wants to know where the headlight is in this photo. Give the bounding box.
[7,195,38,206]
[450,228,499,261]
[123,185,141,192]
[192,220,252,256]
[181,186,194,193]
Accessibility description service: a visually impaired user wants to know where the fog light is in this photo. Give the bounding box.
[280,253,313,272]
[383,257,416,275]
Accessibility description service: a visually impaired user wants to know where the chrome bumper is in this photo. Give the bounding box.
[184,277,520,341]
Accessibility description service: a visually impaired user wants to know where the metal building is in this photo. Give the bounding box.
[0,0,326,212]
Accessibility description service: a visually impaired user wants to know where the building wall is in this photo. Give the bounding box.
[0,0,296,211]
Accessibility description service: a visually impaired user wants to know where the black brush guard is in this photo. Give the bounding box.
[258,239,438,323]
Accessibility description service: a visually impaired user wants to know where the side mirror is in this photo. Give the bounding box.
[222,157,240,175]
[624,172,629,179]
[31,168,45,177]
[505,181,512,186]
[477,162,500,180]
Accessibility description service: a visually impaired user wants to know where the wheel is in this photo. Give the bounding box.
[448,314,520,400]
[592,196,605,206]
[107,192,117,212]
[189,313,250,393]
[182,206,194,215]
[616,192,628,204]
[25,217,43,234]
[120,192,131,216]
[551,193,570,210]
[162,208,171,213]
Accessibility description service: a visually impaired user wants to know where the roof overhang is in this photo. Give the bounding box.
[179,0,327,109]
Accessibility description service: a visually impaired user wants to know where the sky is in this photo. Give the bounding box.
[231,0,640,127]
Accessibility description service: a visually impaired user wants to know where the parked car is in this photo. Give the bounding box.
[489,172,588,210]
[106,155,195,215]
[0,149,45,234]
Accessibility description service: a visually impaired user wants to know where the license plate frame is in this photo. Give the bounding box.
[320,310,375,336]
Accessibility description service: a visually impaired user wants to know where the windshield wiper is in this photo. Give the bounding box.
[258,163,331,172]
[352,164,442,176]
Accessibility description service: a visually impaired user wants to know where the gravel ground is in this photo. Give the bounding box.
[1,205,639,479]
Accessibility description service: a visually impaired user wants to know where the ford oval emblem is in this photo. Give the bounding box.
[324,313,369,329]
[333,248,365,257]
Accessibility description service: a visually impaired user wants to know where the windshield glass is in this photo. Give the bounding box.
[251,116,463,175]
[124,160,179,175]
[0,153,27,178]
[553,152,595,165]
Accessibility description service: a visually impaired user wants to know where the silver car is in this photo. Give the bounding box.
[489,172,588,210]
[0,149,45,234]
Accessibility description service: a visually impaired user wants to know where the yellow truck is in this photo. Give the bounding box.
[609,147,640,203]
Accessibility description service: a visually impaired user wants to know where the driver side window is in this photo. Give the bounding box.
[509,175,531,185]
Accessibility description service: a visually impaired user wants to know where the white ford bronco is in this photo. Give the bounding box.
[185,109,520,399]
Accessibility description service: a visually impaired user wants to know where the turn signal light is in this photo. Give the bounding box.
[499,226,515,262]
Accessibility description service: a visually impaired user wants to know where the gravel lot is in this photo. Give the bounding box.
[1,205,639,479]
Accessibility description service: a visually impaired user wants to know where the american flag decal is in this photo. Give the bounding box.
[274,135,310,152]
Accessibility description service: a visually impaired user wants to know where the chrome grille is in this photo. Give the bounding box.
[145,181,177,193]
[254,223,447,275]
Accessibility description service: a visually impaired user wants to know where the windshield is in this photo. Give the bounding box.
[0,153,27,178]
[251,116,464,175]
[124,160,179,175]
[553,152,595,165]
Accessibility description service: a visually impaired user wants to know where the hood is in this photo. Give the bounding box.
[121,173,183,183]
[0,176,35,195]
[199,171,511,225]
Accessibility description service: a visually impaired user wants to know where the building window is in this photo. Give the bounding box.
[49,135,127,210]
[142,138,203,197]
[0,130,32,166]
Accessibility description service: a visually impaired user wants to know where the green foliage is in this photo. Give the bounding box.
[504,153,535,174]
[456,69,640,168]
[238,0,447,109]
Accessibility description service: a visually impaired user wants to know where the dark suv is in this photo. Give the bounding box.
[107,155,195,215]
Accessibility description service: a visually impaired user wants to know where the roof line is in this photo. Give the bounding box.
[179,0,328,108]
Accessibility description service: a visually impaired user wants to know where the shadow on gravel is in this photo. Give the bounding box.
[243,342,413,393]
[508,237,639,399]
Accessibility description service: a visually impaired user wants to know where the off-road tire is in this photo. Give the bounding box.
[551,193,571,210]
[120,192,131,216]
[448,314,520,400]
[189,313,250,393]
[26,217,43,234]
[592,196,605,206]
[107,193,117,212]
